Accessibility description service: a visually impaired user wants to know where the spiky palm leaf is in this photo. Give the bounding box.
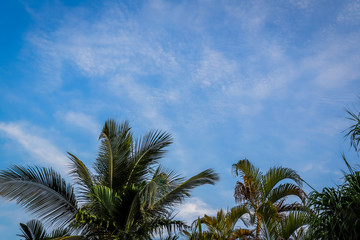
[68,153,94,204]
[18,220,47,240]
[17,219,74,240]
[345,108,360,152]
[276,211,311,240]
[151,169,219,215]
[0,166,77,226]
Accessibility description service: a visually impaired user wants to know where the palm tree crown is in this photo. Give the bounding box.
[0,119,219,239]
[232,159,306,239]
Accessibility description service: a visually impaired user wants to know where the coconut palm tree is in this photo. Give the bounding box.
[0,119,219,239]
[232,159,306,239]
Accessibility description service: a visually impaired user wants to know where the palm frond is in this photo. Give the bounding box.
[267,183,306,204]
[95,119,132,189]
[345,108,360,152]
[276,211,310,239]
[125,130,173,187]
[152,169,219,212]
[17,220,47,240]
[48,227,72,239]
[67,152,94,203]
[89,185,121,218]
[0,165,77,226]
[262,166,303,199]
[228,205,250,228]
[51,237,84,240]
[231,228,255,239]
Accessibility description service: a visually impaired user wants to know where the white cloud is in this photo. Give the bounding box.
[194,48,239,88]
[301,160,342,176]
[337,0,360,23]
[176,197,217,224]
[62,111,100,135]
[0,122,68,171]
[301,33,360,89]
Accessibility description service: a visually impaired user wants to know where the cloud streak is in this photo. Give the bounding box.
[0,122,68,171]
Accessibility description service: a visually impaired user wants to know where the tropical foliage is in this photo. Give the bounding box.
[3,103,360,239]
[307,157,360,239]
[232,159,308,239]
[306,107,360,240]
[345,107,360,152]
[183,206,253,240]
[17,219,74,240]
[0,119,219,239]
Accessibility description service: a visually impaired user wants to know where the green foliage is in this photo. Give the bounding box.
[308,157,360,240]
[199,206,254,240]
[17,220,73,240]
[232,159,307,239]
[0,166,77,226]
[307,106,360,239]
[0,119,219,239]
[345,107,360,152]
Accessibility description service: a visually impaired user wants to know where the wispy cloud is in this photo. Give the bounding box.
[176,197,217,224]
[19,0,360,185]
[0,122,67,171]
[61,111,101,136]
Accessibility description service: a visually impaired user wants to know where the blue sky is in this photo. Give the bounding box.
[1,0,360,238]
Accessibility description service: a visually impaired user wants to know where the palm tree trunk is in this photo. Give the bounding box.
[256,214,262,239]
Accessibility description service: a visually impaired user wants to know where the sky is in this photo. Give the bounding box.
[0,0,360,238]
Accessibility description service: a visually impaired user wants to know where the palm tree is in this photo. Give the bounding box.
[185,206,254,240]
[17,219,80,240]
[232,159,306,239]
[0,119,219,239]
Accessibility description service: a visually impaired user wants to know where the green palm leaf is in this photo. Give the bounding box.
[152,169,219,212]
[0,166,77,225]
[17,220,47,240]
[262,167,303,199]
[126,130,173,187]
[345,108,360,152]
[67,152,94,203]
[277,211,310,240]
[95,119,132,189]
[267,183,306,204]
